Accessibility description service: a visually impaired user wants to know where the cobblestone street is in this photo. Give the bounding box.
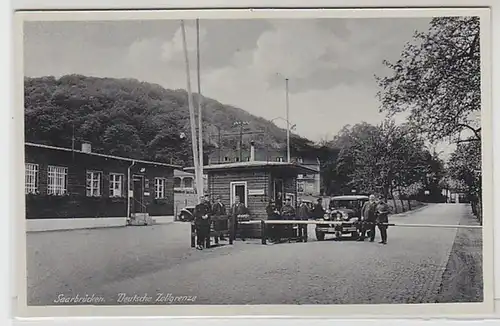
[26,203,483,305]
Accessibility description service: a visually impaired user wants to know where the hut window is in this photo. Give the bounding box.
[86,171,102,197]
[47,165,68,196]
[109,173,124,197]
[25,163,39,194]
[174,177,182,188]
[276,157,284,162]
[155,177,166,198]
[183,177,193,188]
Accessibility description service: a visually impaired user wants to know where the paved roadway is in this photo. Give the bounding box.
[26,203,481,305]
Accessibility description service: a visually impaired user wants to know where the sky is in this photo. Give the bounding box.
[24,17,457,157]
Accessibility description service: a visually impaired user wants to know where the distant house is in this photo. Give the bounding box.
[25,142,179,231]
[208,144,321,197]
[174,169,208,194]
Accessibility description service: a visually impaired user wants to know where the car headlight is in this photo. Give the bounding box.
[323,213,330,220]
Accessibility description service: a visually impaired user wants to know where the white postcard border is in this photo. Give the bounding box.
[11,6,495,319]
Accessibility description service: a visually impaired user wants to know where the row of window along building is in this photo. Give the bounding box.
[24,142,179,220]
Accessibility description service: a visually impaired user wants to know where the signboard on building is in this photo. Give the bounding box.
[248,189,265,196]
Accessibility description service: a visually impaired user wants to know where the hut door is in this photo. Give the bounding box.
[273,179,284,209]
[132,175,145,213]
[230,181,247,206]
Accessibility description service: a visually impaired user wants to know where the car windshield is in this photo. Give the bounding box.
[331,200,361,209]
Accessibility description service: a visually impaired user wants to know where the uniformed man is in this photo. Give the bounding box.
[212,196,227,241]
[296,198,310,240]
[376,199,390,245]
[281,197,296,239]
[231,196,248,241]
[358,194,378,242]
[266,199,281,242]
[311,197,326,219]
[194,196,211,250]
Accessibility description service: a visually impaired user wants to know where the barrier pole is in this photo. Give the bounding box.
[261,220,267,245]
[190,223,196,248]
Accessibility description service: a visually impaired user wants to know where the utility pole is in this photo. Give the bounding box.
[196,18,204,197]
[285,78,290,163]
[233,121,249,162]
[217,126,222,163]
[180,20,201,202]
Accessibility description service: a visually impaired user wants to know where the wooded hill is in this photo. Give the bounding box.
[24,75,321,166]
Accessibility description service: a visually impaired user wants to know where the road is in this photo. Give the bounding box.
[26,203,483,305]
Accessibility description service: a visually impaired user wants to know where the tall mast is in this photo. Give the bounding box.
[196,18,204,197]
[180,20,201,202]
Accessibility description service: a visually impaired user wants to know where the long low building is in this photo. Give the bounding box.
[24,142,180,231]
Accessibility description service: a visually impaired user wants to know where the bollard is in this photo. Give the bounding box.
[190,223,196,248]
[261,220,267,245]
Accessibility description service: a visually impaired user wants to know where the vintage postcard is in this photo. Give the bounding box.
[13,7,494,318]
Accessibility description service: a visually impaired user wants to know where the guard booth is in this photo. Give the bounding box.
[185,158,318,238]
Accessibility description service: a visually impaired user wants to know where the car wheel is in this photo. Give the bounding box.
[315,230,325,241]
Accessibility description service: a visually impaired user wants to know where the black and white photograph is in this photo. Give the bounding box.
[14,8,494,317]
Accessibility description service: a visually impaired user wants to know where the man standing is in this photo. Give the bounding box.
[231,196,248,241]
[376,199,390,244]
[266,199,281,243]
[281,197,296,240]
[296,198,310,241]
[212,196,227,241]
[311,197,326,219]
[358,194,378,242]
[194,196,211,250]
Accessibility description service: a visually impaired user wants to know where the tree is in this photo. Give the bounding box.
[376,16,481,143]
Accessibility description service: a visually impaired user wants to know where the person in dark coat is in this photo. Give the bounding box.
[376,199,390,244]
[280,197,296,240]
[358,194,378,242]
[296,198,310,240]
[194,196,211,250]
[311,198,326,219]
[266,199,281,242]
[231,196,249,241]
[212,196,227,241]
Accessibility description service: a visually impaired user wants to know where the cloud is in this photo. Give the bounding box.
[161,22,208,62]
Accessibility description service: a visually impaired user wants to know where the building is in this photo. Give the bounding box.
[25,142,180,231]
[208,146,321,197]
[187,142,318,237]
[174,169,208,194]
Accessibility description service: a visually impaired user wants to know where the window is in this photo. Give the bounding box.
[86,171,102,197]
[235,157,240,162]
[224,156,230,162]
[245,157,250,161]
[47,165,68,195]
[155,177,166,199]
[276,157,284,162]
[25,163,39,194]
[297,174,304,179]
[109,173,124,197]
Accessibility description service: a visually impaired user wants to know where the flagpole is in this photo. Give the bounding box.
[196,18,204,198]
[180,20,201,203]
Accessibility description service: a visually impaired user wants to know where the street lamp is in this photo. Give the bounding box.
[270,116,296,163]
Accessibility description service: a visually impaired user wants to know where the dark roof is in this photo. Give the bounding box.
[25,142,181,169]
[184,161,319,174]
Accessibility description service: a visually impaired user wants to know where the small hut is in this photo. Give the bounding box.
[185,142,318,237]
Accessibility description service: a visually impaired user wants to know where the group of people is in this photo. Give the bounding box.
[358,194,390,244]
[265,196,326,242]
[193,194,249,250]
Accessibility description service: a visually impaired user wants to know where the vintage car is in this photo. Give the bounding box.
[177,205,195,222]
[314,195,369,241]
